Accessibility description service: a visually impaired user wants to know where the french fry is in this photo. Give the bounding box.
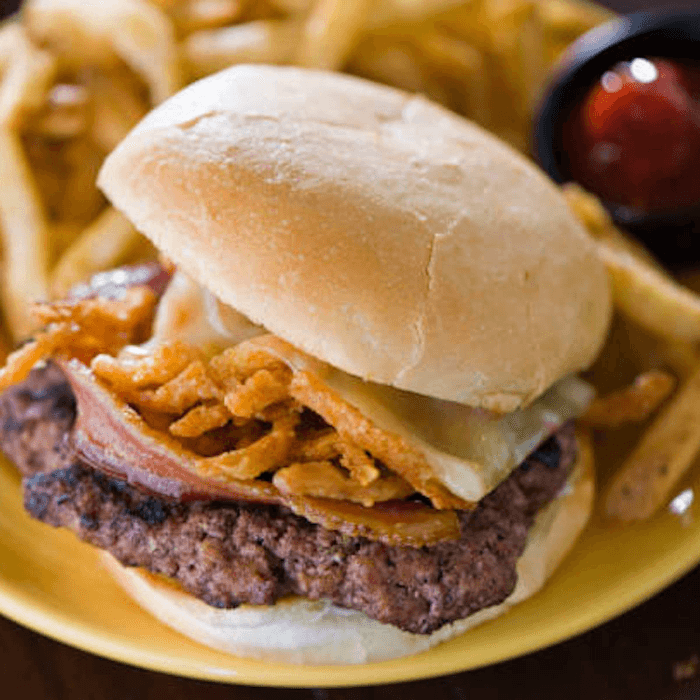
[182,19,301,79]
[48,220,84,266]
[438,1,494,54]
[0,128,50,341]
[33,135,107,227]
[487,0,546,107]
[412,30,482,80]
[604,364,700,521]
[173,0,245,34]
[563,183,661,268]
[540,0,614,43]
[366,0,476,31]
[89,71,149,152]
[582,370,676,428]
[348,38,447,103]
[50,207,143,298]
[26,0,180,103]
[29,83,90,139]
[563,184,700,343]
[538,1,614,65]
[609,313,700,382]
[267,0,312,12]
[0,23,57,129]
[597,238,700,344]
[297,0,372,70]
[411,29,489,122]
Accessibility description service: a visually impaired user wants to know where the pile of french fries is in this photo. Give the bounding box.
[565,185,700,523]
[2,0,699,525]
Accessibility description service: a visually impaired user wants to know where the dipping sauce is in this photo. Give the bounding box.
[562,57,700,214]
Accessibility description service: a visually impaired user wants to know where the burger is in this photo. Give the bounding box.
[0,65,611,664]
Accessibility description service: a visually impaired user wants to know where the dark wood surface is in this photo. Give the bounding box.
[2,0,700,697]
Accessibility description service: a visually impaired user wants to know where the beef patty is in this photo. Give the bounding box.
[0,362,577,634]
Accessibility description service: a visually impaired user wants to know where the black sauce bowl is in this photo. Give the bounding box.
[532,9,700,268]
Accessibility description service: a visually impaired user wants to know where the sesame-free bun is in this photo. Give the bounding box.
[98,65,611,411]
[101,432,594,665]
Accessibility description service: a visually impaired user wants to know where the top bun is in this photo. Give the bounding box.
[98,65,611,411]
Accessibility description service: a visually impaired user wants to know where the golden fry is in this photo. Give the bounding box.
[366,0,475,31]
[90,84,147,153]
[0,128,50,341]
[0,23,57,128]
[26,0,180,103]
[30,101,89,139]
[582,370,676,428]
[173,0,244,34]
[563,183,661,268]
[604,364,700,521]
[540,0,614,42]
[297,0,372,70]
[411,30,482,79]
[486,0,546,108]
[50,207,143,298]
[267,0,311,12]
[182,19,301,79]
[348,38,437,98]
[564,185,700,343]
[598,238,700,344]
[562,182,613,238]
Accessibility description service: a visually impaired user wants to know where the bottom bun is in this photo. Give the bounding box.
[101,431,594,665]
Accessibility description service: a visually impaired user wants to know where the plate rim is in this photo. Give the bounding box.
[1,516,699,688]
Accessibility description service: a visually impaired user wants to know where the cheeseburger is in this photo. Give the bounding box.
[0,65,611,664]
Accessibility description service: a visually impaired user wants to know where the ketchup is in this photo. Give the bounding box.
[562,57,700,213]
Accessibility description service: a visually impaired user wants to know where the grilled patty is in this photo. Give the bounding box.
[0,362,576,634]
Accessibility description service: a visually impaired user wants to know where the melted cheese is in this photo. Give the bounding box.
[139,272,593,501]
[149,270,263,353]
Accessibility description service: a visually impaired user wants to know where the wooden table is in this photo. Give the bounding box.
[1,0,699,697]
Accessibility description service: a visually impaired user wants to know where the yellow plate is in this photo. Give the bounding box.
[1,450,699,688]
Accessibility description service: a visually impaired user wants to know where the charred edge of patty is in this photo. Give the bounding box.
[5,364,576,634]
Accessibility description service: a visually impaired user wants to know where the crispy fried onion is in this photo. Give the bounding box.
[0,286,157,392]
[88,334,470,511]
[62,358,460,547]
[88,338,426,506]
[582,370,676,428]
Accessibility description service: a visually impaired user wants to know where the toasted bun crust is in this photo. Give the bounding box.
[98,65,611,411]
[101,431,594,664]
